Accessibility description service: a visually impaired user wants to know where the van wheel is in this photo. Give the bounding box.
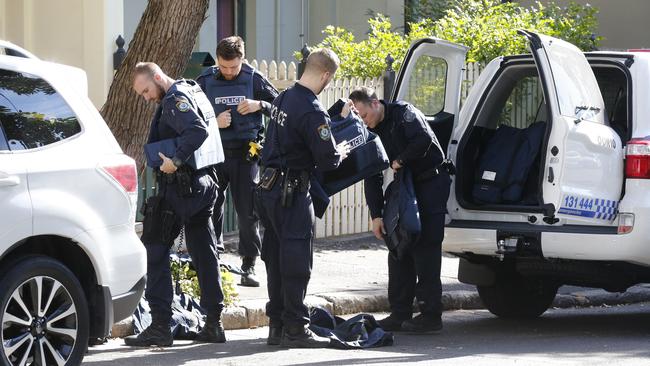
[477,276,558,318]
[0,256,89,366]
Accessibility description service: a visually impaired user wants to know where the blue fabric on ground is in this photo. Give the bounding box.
[308,307,394,349]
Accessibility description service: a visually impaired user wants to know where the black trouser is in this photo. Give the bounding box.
[212,149,261,258]
[387,174,450,318]
[387,213,445,317]
[144,170,224,322]
[258,182,314,328]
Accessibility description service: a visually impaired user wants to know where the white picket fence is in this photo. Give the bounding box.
[247,58,482,238]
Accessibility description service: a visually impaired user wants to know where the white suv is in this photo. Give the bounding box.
[0,42,146,364]
[395,32,650,318]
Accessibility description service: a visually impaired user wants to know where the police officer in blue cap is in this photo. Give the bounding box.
[125,62,226,347]
[258,48,351,348]
[197,36,278,287]
[350,86,451,334]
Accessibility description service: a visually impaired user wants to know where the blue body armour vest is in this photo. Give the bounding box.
[201,64,262,142]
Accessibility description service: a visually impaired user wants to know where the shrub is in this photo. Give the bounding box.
[304,1,600,77]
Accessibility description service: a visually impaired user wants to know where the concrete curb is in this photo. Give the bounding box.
[112,287,650,338]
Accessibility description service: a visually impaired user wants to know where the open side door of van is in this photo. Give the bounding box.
[520,30,624,224]
[391,38,468,155]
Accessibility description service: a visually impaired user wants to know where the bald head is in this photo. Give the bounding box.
[133,62,163,81]
[304,48,340,76]
[133,62,169,103]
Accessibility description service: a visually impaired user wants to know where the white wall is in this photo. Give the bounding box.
[0,0,124,108]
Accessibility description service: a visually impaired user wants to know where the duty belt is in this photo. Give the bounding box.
[259,167,310,192]
[414,160,455,183]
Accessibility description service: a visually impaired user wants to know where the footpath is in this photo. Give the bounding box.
[112,232,650,336]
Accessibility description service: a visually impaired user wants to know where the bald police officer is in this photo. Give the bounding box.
[125,62,226,347]
[350,86,451,334]
[197,36,279,287]
[258,48,351,348]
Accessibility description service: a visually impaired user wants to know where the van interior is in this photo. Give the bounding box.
[453,61,629,212]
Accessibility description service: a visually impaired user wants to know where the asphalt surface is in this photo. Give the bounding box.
[86,302,650,365]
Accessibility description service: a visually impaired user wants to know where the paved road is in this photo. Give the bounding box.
[85,303,650,365]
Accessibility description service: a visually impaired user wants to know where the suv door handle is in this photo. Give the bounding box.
[0,172,20,187]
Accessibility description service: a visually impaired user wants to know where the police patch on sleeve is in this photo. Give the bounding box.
[403,108,416,123]
[175,97,191,112]
[317,124,332,141]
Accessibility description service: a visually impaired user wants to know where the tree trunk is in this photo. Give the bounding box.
[100,0,209,171]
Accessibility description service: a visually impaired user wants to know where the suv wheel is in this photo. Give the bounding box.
[1,256,89,366]
[477,274,558,319]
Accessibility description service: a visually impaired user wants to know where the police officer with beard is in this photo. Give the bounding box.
[349,86,451,334]
[125,62,225,347]
[258,48,351,348]
[197,36,278,287]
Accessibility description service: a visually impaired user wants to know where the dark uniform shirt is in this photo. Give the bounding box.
[364,100,446,219]
[147,79,212,165]
[261,83,342,172]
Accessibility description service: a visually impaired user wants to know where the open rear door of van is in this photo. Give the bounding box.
[391,38,468,155]
[520,31,624,224]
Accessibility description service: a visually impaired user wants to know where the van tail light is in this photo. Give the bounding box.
[625,138,650,179]
[617,213,634,234]
[100,164,137,193]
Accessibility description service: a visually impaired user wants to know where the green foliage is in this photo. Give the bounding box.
[304,0,601,77]
[405,0,455,23]
[171,258,239,307]
[432,0,601,63]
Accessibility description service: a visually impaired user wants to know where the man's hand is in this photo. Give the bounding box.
[391,159,403,171]
[372,217,386,240]
[237,99,261,115]
[341,99,356,119]
[217,110,232,128]
[336,140,351,160]
[158,152,177,174]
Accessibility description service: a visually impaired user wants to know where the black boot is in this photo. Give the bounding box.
[377,313,412,331]
[280,324,330,348]
[267,325,283,346]
[240,256,260,287]
[401,313,442,334]
[124,317,173,347]
[196,311,226,343]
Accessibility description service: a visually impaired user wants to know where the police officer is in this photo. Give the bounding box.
[258,48,351,347]
[125,62,226,347]
[349,86,451,333]
[197,36,278,287]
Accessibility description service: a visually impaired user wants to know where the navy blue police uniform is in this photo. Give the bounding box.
[197,63,278,262]
[143,79,224,325]
[364,100,451,324]
[257,83,343,330]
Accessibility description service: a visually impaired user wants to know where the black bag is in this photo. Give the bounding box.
[140,195,182,247]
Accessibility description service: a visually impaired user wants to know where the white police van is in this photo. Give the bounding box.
[394,31,650,318]
[0,41,146,364]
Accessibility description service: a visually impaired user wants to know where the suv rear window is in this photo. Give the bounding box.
[0,69,81,151]
[402,55,447,116]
